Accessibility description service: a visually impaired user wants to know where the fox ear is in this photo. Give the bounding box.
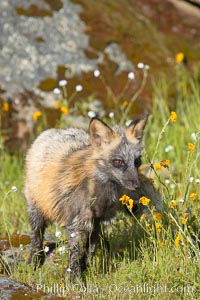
[89,118,114,146]
[126,113,148,143]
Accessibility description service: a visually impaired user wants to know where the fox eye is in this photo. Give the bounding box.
[134,157,142,168]
[113,159,125,168]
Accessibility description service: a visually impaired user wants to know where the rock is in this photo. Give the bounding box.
[0,0,97,95]
[0,275,65,299]
[104,42,134,74]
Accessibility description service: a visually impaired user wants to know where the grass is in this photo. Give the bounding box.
[0,62,199,299]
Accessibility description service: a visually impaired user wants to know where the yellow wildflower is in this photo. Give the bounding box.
[119,194,134,210]
[189,193,198,201]
[157,241,164,249]
[168,200,177,208]
[60,283,65,289]
[140,213,147,221]
[146,223,151,231]
[175,233,182,247]
[182,217,188,225]
[176,52,184,64]
[127,199,134,210]
[33,111,42,121]
[22,253,30,260]
[122,100,129,107]
[153,212,163,220]
[139,196,151,206]
[155,222,162,233]
[54,100,61,109]
[154,163,163,171]
[118,248,123,253]
[188,143,195,153]
[119,195,128,204]
[170,111,177,122]
[161,159,170,168]
[119,194,131,204]
[3,102,9,112]
[60,106,69,115]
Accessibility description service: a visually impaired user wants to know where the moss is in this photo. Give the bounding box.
[43,0,63,11]
[16,5,52,17]
[38,78,57,91]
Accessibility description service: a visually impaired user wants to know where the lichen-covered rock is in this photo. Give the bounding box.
[0,275,64,300]
[0,0,96,95]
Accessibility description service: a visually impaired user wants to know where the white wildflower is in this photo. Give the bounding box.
[165,145,174,153]
[88,111,96,118]
[75,85,83,92]
[58,246,66,254]
[55,230,61,237]
[137,62,145,69]
[144,64,150,70]
[59,80,68,87]
[53,88,61,95]
[165,179,170,185]
[109,112,114,118]
[11,186,18,192]
[195,179,200,184]
[191,132,197,141]
[170,183,176,189]
[188,177,194,183]
[125,120,132,127]
[66,268,72,272]
[128,72,135,80]
[179,198,184,203]
[44,246,49,253]
[94,69,100,77]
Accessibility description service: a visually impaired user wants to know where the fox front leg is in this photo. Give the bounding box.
[84,218,101,268]
[66,229,88,283]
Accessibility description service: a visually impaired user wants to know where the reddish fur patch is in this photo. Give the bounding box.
[25,125,124,225]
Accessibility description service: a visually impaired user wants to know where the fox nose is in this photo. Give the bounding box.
[133,178,140,189]
[125,170,141,190]
[127,177,140,191]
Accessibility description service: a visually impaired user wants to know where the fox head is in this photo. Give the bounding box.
[89,114,148,191]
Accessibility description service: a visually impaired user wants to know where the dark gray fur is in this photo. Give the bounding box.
[25,115,148,283]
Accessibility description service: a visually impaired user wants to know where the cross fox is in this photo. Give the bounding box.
[24,114,148,282]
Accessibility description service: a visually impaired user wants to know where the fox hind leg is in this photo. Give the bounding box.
[84,218,101,269]
[27,201,47,269]
[65,219,101,283]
